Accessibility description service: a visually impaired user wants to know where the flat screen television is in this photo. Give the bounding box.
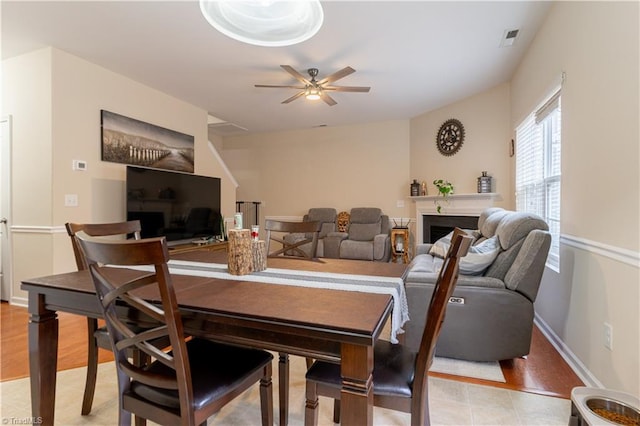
[126,166,221,244]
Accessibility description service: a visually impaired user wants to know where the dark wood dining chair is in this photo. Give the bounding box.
[263,219,321,425]
[76,234,274,426]
[65,220,157,416]
[304,228,474,426]
[264,219,321,259]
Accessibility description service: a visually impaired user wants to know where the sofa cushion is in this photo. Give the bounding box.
[495,212,549,250]
[477,207,504,231]
[428,229,478,258]
[430,232,500,275]
[349,222,381,241]
[479,209,509,238]
[350,207,382,223]
[347,207,383,241]
[485,212,548,281]
[462,236,501,275]
[406,254,505,288]
[306,208,337,238]
[340,240,374,260]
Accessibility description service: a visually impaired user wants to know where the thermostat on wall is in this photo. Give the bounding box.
[72,160,87,171]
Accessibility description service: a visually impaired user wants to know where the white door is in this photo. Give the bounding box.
[1,115,12,302]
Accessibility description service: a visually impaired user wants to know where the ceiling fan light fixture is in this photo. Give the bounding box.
[199,0,324,47]
[305,86,321,100]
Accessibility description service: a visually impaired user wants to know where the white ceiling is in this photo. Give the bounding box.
[2,1,552,135]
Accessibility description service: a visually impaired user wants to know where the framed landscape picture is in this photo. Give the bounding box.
[101,110,195,173]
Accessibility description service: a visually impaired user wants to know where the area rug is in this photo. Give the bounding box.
[430,356,506,382]
[0,356,569,425]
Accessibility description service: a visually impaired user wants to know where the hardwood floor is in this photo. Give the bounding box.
[0,301,583,398]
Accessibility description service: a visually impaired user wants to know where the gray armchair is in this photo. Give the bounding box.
[324,207,391,262]
[403,208,551,361]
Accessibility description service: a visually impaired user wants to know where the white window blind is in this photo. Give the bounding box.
[515,91,561,270]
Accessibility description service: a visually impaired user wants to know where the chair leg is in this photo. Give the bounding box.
[278,353,289,426]
[333,399,341,424]
[260,363,274,426]
[304,381,319,426]
[131,349,149,426]
[81,317,99,415]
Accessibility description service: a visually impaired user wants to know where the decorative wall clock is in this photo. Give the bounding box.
[436,118,465,156]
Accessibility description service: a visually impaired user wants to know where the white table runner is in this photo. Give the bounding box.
[125,259,409,343]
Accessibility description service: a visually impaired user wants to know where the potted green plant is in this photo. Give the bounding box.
[433,179,454,213]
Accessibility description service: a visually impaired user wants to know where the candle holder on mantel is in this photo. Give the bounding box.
[410,179,420,196]
[477,171,492,193]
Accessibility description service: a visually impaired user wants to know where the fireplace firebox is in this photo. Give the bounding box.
[423,215,478,243]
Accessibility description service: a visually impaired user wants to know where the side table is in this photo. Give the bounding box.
[391,227,410,264]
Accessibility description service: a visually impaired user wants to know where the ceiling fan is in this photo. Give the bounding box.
[255,65,370,106]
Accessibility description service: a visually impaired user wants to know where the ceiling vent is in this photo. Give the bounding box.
[207,122,248,136]
[500,29,519,47]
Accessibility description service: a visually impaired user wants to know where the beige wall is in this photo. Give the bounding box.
[2,49,56,301]
[511,2,639,395]
[222,120,412,222]
[2,48,237,304]
[410,82,513,208]
[222,83,513,236]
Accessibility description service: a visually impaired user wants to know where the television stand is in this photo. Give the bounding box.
[167,240,228,255]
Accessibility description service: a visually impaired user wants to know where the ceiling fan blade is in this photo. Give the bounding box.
[320,92,337,106]
[323,86,371,93]
[282,91,306,104]
[255,84,305,89]
[281,65,311,85]
[318,66,355,85]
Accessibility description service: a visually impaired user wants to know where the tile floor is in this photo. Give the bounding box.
[0,355,570,425]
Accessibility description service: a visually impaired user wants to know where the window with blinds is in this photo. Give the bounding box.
[515,91,561,270]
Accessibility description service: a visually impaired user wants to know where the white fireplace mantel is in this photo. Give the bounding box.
[411,193,501,244]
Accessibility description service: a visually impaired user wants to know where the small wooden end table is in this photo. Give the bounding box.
[391,227,410,263]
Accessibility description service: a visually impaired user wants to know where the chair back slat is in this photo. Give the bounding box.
[265,219,321,259]
[65,221,142,270]
[77,235,197,422]
[412,228,473,419]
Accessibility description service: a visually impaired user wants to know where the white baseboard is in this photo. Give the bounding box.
[10,296,27,307]
[534,314,604,389]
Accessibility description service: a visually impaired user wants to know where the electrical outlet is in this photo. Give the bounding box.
[604,322,613,351]
[397,200,405,208]
[64,194,78,207]
[72,160,87,171]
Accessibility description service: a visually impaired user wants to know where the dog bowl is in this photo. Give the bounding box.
[586,397,640,425]
[571,387,640,426]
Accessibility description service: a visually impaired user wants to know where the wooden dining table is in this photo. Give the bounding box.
[22,250,408,426]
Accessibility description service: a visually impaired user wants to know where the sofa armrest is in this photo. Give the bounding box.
[373,233,390,262]
[504,229,552,302]
[404,280,533,359]
[323,232,348,258]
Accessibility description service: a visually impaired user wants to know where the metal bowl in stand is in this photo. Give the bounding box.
[586,397,640,425]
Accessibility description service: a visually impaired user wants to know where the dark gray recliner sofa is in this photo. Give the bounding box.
[324,207,391,262]
[404,208,551,361]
